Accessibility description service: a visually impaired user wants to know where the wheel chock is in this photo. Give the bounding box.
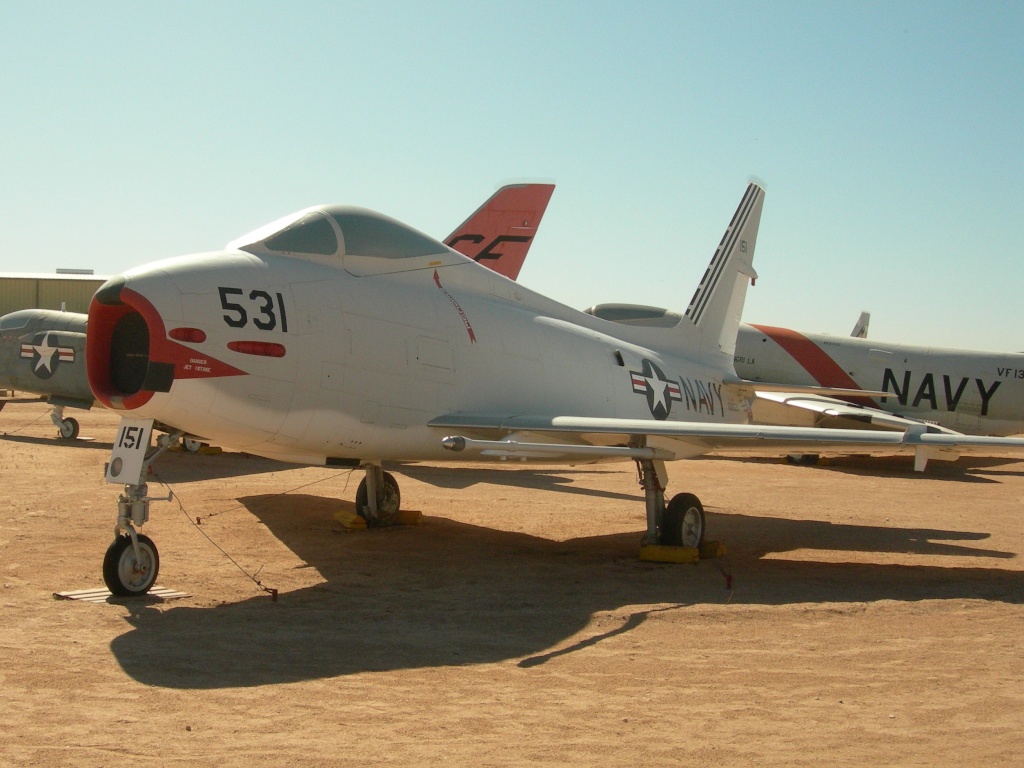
[334,510,367,530]
[396,509,423,525]
[639,541,728,563]
[333,509,422,529]
[639,545,700,563]
[699,541,727,558]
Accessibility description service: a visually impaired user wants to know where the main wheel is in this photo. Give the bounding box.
[183,438,204,453]
[58,417,80,440]
[355,471,401,527]
[103,534,160,596]
[660,493,705,548]
[786,453,820,466]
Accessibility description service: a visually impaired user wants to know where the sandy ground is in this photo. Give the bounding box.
[1,398,1023,767]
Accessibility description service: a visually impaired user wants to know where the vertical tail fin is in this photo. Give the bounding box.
[851,311,870,338]
[683,183,764,367]
[444,183,555,280]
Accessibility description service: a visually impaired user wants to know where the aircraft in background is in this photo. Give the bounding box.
[0,184,554,441]
[444,183,553,280]
[83,182,1024,595]
[732,323,1024,438]
[0,308,91,438]
[850,311,869,339]
[582,305,1024,443]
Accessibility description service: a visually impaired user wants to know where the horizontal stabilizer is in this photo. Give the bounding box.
[751,390,960,433]
[726,379,890,399]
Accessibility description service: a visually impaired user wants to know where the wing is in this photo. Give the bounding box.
[430,413,1024,471]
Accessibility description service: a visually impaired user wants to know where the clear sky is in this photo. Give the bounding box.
[2,1,1021,350]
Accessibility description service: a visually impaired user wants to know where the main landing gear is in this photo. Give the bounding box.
[355,464,401,526]
[636,458,715,563]
[335,462,420,530]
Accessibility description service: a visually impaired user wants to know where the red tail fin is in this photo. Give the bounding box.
[445,183,554,280]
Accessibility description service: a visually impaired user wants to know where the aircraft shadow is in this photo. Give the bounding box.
[705,454,1023,483]
[0,433,111,451]
[109,493,1023,689]
[393,462,640,501]
[149,450,308,484]
[151,456,639,499]
[0,396,48,406]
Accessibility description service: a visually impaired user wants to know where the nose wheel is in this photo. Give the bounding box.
[50,405,80,440]
[103,533,160,596]
[57,416,80,439]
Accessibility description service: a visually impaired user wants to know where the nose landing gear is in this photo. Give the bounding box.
[102,418,175,596]
[50,405,80,440]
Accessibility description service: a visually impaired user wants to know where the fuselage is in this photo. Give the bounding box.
[734,324,1024,436]
[87,208,744,466]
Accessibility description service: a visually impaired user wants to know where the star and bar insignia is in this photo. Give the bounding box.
[20,332,75,380]
[630,359,682,420]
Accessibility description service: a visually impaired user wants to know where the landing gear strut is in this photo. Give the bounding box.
[102,419,175,596]
[636,458,706,549]
[50,405,79,440]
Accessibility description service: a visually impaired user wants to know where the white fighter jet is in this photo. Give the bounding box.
[87,182,1024,595]
[0,183,554,441]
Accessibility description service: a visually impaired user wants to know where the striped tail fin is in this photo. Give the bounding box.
[683,182,764,368]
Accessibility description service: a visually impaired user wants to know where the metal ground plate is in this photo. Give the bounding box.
[53,586,191,603]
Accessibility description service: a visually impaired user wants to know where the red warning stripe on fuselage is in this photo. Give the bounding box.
[749,324,876,407]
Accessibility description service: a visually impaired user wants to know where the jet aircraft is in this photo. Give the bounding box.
[0,308,92,438]
[86,182,1024,596]
[580,304,1024,445]
[732,323,1024,437]
[0,184,554,441]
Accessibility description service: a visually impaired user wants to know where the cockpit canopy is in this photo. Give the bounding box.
[228,205,451,260]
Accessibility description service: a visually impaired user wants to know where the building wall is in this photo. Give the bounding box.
[0,276,106,316]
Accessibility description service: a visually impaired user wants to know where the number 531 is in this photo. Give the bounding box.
[218,287,289,332]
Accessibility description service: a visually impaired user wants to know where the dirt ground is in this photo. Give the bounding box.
[1,398,1023,767]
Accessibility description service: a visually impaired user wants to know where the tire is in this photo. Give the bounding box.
[659,493,705,548]
[786,453,820,466]
[58,417,80,440]
[103,534,160,596]
[355,471,401,527]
